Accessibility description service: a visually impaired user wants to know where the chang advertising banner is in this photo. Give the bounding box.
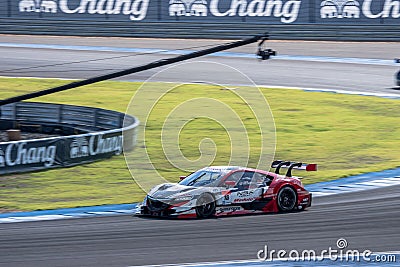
[5,0,400,24]
[11,0,156,20]
[64,131,124,165]
[163,0,310,24]
[164,0,400,24]
[0,130,131,175]
[0,102,138,175]
[0,138,63,174]
[316,0,400,23]
[7,0,312,23]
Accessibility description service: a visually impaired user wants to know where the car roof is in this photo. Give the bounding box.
[201,166,242,171]
[202,166,272,174]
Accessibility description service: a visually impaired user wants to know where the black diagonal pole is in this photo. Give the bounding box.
[0,34,267,106]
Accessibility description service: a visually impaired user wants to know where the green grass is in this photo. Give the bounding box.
[0,77,399,211]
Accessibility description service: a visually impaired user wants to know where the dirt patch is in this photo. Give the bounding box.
[0,131,60,142]
[0,208,24,213]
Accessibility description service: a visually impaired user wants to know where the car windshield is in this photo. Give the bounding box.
[179,169,228,187]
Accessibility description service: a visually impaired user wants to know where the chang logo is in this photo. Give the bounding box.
[70,137,89,159]
[4,142,56,167]
[19,0,57,13]
[169,0,208,16]
[320,0,360,18]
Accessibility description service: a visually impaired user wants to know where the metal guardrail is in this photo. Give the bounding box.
[0,102,126,132]
[0,18,400,42]
[0,102,139,175]
[0,19,399,41]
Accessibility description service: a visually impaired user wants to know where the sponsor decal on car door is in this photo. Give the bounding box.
[231,188,262,203]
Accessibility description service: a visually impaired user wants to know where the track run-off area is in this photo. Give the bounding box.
[0,35,399,267]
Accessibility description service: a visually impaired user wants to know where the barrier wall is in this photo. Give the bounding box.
[0,0,399,40]
[0,102,139,175]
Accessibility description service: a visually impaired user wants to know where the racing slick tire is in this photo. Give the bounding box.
[277,186,297,212]
[195,193,216,219]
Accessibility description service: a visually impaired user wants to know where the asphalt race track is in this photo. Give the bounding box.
[1,186,399,267]
[0,36,399,266]
[0,35,400,95]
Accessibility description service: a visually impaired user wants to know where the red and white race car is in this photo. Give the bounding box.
[135,161,316,219]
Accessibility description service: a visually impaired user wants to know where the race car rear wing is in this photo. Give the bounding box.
[271,160,317,177]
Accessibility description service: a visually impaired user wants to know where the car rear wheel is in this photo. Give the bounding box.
[196,193,216,218]
[277,186,297,212]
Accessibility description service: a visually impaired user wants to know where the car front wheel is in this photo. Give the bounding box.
[195,193,216,218]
